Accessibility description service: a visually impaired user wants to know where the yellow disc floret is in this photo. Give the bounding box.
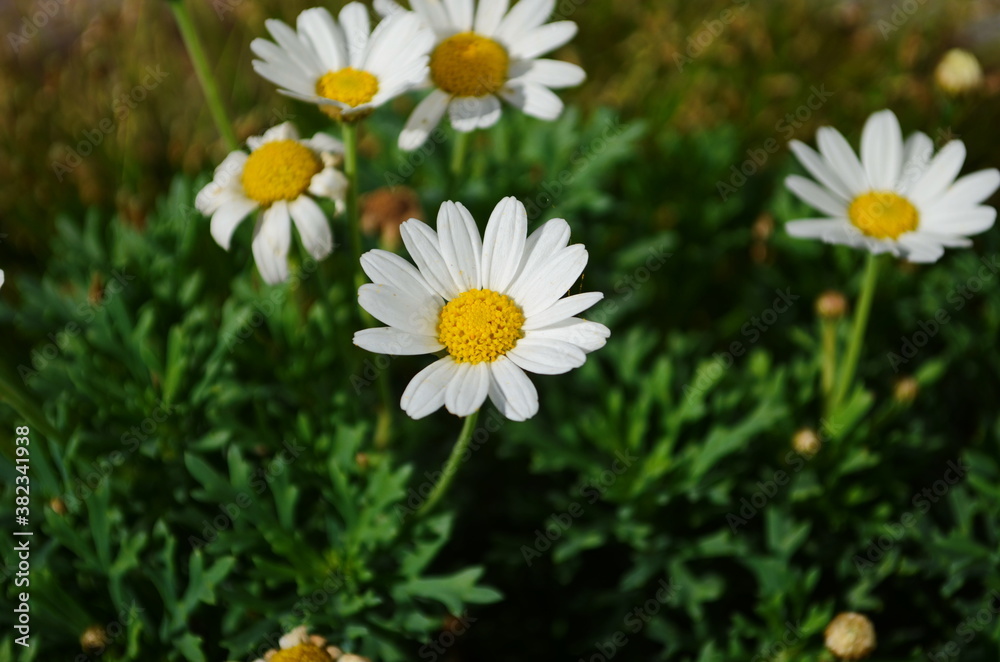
[270,643,333,662]
[241,140,321,206]
[316,68,379,120]
[430,32,510,97]
[848,191,919,239]
[438,289,525,364]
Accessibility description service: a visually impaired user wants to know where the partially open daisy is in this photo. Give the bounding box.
[249,625,363,662]
[376,0,585,150]
[251,3,432,122]
[195,122,346,285]
[785,109,999,263]
[354,197,608,420]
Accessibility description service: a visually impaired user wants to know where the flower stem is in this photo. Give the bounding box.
[820,319,838,414]
[416,410,480,518]
[449,130,471,194]
[833,253,881,409]
[341,122,364,293]
[169,0,239,152]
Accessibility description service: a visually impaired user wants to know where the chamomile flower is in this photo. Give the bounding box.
[251,3,432,122]
[354,197,609,421]
[249,625,353,662]
[376,0,586,150]
[785,109,999,263]
[195,122,346,284]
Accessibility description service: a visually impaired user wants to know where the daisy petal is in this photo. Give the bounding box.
[400,219,462,299]
[338,2,371,68]
[488,357,538,421]
[529,318,610,352]
[444,362,490,416]
[211,197,258,250]
[816,127,869,195]
[402,357,458,419]
[500,82,564,121]
[361,249,439,299]
[788,140,853,201]
[898,131,934,192]
[785,175,849,216]
[509,59,585,88]
[496,0,556,44]
[860,109,903,190]
[508,336,586,375]
[354,327,443,355]
[411,0,452,34]
[482,197,528,292]
[297,8,347,72]
[358,284,441,336]
[400,90,451,150]
[438,201,483,290]
[474,0,509,36]
[289,196,333,260]
[927,169,1000,212]
[252,201,292,285]
[449,95,502,132]
[785,219,855,242]
[513,245,588,317]
[523,291,603,330]
[443,0,474,31]
[309,167,349,203]
[897,234,945,263]
[910,141,967,207]
[507,218,571,296]
[921,206,996,236]
[509,21,577,60]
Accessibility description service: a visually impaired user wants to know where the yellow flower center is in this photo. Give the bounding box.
[438,289,525,364]
[430,32,510,97]
[316,68,379,119]
[241,140,321,206]
[847,191,919,239]
[270,643,333,662]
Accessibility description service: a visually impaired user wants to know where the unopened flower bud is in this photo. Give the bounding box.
[49,497,67,515]
[825,612,876,660]
[893,376,918,404]
[792,428,821,457]
[80,625,110,654]
[816,290,848,320]
[935,49,983,96]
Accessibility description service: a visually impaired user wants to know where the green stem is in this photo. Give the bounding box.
[169,0,239,152]
[342,122,364,293]
[416,410,480,518]
[820,319,838,414]
[833,253,881,409]
[449,130,471,193]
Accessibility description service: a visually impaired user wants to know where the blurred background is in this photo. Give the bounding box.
[2,0,998,265]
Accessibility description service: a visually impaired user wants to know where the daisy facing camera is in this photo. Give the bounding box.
[354,196,609,421]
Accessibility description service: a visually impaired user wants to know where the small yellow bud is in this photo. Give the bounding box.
[792,428,821,457]
[935,48,983,96]
[825,612,876,660]
[80,625,110,654]
[893,376,918,404]
[815,290,848,320]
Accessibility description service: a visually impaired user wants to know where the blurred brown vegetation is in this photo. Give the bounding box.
[1,0,998,258]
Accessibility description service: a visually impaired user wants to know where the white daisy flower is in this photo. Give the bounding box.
[251,3,433,122]
[785,109,999,263]
[195,122,347,285]
[354,196,609,421]
[376,0,586,150]
[249,625,348,662]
